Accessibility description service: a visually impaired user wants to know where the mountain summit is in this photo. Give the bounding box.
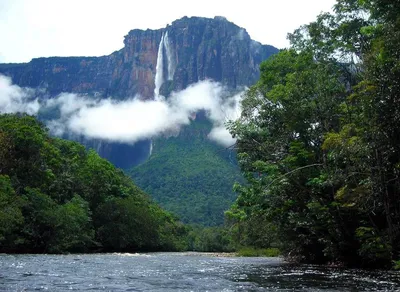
[0,17,278,225]
[0,16,277,99]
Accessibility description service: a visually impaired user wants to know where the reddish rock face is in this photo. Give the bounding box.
[0,16,278,100]
[122,29,163,99]
[0,17,280,223]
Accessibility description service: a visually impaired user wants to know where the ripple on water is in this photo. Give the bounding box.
[0,254,399,291]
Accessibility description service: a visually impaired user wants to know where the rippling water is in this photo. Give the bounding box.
[1,253,399,291]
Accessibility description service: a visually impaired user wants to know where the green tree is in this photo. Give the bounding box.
[227,0,400,267]
[95,196,159,251]
[0,113,187,253]
[0,175,25,250]
[49,195,94,253]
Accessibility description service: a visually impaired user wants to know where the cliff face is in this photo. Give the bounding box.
[0,16,278,225]
[0,16,278,99]
[162,17,277,94]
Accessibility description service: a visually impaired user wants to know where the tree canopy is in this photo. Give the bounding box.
[227,0,400,268]
[0,113,187,253]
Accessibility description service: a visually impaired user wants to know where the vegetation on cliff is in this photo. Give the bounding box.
[226,0,400,268]
[0,114,187,253]
[130,118,243,226]
[0,17,279,228]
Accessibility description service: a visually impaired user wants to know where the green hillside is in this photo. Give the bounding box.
[130,118,243,226]
[0,113,186,253]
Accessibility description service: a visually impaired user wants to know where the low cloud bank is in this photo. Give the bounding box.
[0,75,242,147]
[0,75,40,115]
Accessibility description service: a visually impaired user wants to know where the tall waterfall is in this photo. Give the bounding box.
[154,31,175,99]
[164,32,175,80]
[154,34,165,98]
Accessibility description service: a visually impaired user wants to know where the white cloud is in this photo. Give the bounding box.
[209,126,237,147]
[0,75,241,146]
[63,81,242,145]
[0,75,40,115]
[67,98,176,142]
[45,93,97,116]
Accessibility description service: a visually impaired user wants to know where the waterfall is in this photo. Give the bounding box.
[164,31,175,80]
[154,31,175,99]
[149,141,153,156]
[154,34,165,98]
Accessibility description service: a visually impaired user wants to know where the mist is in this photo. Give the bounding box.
[0,75,242,147]
[0,75,40,115]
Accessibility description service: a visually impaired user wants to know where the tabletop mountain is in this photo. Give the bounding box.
[0,16,278,225]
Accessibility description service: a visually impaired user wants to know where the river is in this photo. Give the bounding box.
[1,253,399,291]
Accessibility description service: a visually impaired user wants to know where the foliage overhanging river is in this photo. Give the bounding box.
[1,253,400,291]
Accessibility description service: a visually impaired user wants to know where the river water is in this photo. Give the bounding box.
[1,252,399,291]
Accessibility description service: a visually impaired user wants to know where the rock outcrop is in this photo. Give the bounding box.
[0,16,278,100]
[0,16,279,225]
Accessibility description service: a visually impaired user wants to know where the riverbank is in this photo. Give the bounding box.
[172,251,238,257]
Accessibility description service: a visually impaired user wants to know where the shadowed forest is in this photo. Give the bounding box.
[1,0,400,270]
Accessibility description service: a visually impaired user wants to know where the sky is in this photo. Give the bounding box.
[0,0,337,146]
[0,0,336,63]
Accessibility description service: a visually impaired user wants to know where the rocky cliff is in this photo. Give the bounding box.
[0,16,278,225]
[0,16,277,100]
